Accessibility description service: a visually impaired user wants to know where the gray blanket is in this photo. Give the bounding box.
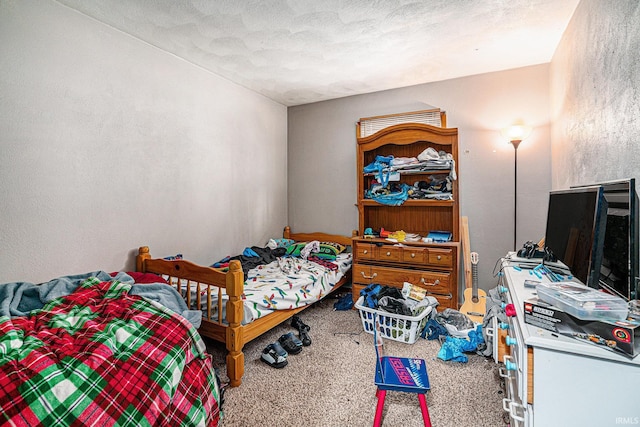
[0,271,202,329]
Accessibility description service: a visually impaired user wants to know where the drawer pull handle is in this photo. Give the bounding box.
[437,255,442,260]
[411,253,416,258]
[420,278,440,286]
[498,366,512,379]
[425,291,453,299]
[503,399,526,422]
[363,250,368,254]
[360,272,378,280]
[386,251,391,256]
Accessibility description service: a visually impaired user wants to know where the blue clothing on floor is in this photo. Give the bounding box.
[437,324,484,363]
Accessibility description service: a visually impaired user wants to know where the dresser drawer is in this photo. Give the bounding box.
[402,247,428,264]
[353,263,450,294]
[354,242,376,260]
[374,245,403,262]
[428,248,453,267]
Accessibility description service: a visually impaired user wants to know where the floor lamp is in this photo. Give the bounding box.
[502,125,532,251]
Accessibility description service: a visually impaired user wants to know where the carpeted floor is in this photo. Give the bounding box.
[205,294,508,427]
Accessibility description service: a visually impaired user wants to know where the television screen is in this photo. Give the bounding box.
[572,179,639,300]
[544,187,608,288]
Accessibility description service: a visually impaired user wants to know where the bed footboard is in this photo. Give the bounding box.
[136,246,246,387]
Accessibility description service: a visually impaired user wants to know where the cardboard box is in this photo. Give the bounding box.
[523,297,640,358]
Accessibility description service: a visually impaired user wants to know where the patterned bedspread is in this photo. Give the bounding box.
[0,278,220,427]
[242,253,352,321]
[185,253,352,325]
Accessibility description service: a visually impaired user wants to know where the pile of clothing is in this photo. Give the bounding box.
[362,148,457,206]
[359,283,486,363]
[359,283,438,317]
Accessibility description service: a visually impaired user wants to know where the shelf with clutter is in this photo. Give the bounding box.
[352,109,461,310]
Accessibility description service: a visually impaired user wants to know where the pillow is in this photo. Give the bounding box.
[284,242,307,257]
[313,244,339,261]
[320,241,346,255]
[285,242,340,261]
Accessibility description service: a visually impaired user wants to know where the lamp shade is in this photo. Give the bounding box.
[501,124,532,142]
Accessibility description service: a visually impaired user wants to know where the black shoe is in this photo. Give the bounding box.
[298,328,311,346]
[278,332,303,355]
[291,315,311,346]
[291,315,310,331]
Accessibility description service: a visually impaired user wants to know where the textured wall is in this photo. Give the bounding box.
[551,0,640,189]
[0,0,287,283]
[288,65,552,293]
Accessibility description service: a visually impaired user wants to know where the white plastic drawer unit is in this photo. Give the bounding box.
[497,277,530,426]
[507,315,528,405]
[500,354,526,426]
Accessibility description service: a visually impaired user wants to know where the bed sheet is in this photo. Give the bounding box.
[242,253,352,321]
[177,253,352,325]
[0,277,220,427]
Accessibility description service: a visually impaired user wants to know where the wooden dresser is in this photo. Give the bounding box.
[352,111,460,309]
[352,238,459,309]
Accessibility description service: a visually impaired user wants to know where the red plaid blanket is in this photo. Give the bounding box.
[0,278,220,426]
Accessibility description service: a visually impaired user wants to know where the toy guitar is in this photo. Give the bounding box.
[460,252,487,323]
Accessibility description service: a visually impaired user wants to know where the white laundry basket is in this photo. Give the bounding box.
[355,296,432,344]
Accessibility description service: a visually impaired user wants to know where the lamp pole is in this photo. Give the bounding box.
[510,139,522,251]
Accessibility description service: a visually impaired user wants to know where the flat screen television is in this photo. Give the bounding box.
[544,186,608,288]
[572,179,639,300]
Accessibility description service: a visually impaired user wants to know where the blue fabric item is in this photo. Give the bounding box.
[333,294,354,311]
[0,271,202,329]
[375,165,391,187]
[363,161,380,173]
[0,271,121,318]
[422,318,448,340]
[364,155,393,175]
[359,283,382,308]
[130,283,202,329]
[375,155,394,164]
[437,325,485,363]
[212,255,231,268]
[368,184,410,206]
[242,247,260,257]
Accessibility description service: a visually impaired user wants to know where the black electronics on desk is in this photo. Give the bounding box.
[543,186,608,289]
[571,178,639,300]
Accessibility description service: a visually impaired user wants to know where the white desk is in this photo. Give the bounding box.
[498,256,640,427]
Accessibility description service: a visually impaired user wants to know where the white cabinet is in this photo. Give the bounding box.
[496,257,640,427]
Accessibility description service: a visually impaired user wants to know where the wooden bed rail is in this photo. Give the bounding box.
[283,226,358,247]
[136,246,246,386]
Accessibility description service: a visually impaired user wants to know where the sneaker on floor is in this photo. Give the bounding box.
[291,315,310,331]
[298,328,311,346]
[291,315,312,346]
[278,332,303,354]
[261,342,288,368]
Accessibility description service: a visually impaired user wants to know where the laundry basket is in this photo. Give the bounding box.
[355,296,432,344]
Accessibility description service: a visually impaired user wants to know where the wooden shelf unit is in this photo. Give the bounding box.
[353,118,461,308]
[356,122,460,239]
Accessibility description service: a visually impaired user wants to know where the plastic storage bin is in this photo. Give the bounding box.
[536,281,628,321]
[355,296,431,344]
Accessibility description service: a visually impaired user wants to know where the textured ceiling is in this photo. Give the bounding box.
[55,0,580,106]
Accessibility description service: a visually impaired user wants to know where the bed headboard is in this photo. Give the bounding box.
[283,226,357,248]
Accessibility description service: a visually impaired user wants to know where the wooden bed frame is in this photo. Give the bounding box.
[135,226,354,387]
